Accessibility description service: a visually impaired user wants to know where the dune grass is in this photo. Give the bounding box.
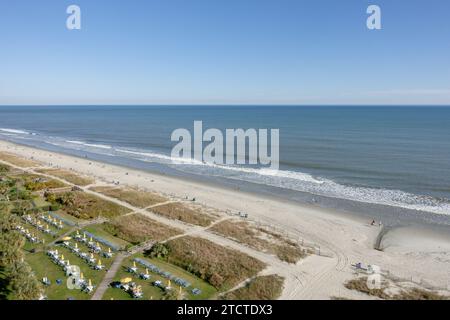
[159,236,266,291]
[0,152,40,168]
[90,186,167,208]
[36,169,94,186]
[102,213,182,245]
[345,277,448,300]
[222,275,284,300]
[210,220,306,263]
[150,203,215,227]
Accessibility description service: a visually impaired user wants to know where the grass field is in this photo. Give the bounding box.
[162,236,266,291]
[150,203,215,227]
[25,251,92,300]
[18,214,74,252]
[82,224,131,250]
[36,169,94,186]
[210,220,306,263]
[102,255,217,300]
[222,275,284,300]
[90,186,168,208]
[102,213,182,245]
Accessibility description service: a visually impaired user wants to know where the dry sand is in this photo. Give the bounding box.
[1,140,449,299]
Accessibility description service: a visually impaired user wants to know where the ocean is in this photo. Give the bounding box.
[1,105,450,227]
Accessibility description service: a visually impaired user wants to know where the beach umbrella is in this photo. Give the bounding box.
[121,277,132,284]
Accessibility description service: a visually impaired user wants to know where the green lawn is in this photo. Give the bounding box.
[102,255,217,300]
[102,264,164,300]
[52,210,83,225]
[18,221,66,252]
[23,232,118,300]
[82,224,131,250]
[25,251,92,300]
[56,245,112,280]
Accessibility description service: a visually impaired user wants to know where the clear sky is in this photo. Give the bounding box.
[0,0,449,105]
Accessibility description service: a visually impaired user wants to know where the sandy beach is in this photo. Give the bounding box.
[1,139,449,299]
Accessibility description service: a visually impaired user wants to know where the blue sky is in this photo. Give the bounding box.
[0,0,449,105]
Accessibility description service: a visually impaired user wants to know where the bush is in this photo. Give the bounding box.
[45,191,130,220]
[146,243,170,259]
[0,164,10,173]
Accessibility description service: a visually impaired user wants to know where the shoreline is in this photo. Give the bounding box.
[1,139,450,298]
[3,135,449,230]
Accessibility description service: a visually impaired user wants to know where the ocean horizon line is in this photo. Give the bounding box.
[1,104,450,108]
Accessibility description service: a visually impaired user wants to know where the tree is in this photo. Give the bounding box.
[0,204,43,300]
[9,262,42,300]
[146,243,170,259]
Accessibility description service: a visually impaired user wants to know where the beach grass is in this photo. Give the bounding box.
[0,152,40,168]
[222,275,284,300]
[210,220,306,263]
[90,186,167,208]
[158,236,266,291]
[102,213,182,245]
[344,277,449,300]
[36,169,94,186]
[149,203,215,227]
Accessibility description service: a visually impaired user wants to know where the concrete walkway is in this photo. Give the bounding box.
[91,253,126,300]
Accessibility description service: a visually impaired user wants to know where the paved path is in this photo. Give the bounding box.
[91,252,126,300]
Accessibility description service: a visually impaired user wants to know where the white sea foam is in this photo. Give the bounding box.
[65,140,112,149]
[111,147,450,215]
[116,148,203,165]
[0,128,29,134]
[2,130,449,216]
